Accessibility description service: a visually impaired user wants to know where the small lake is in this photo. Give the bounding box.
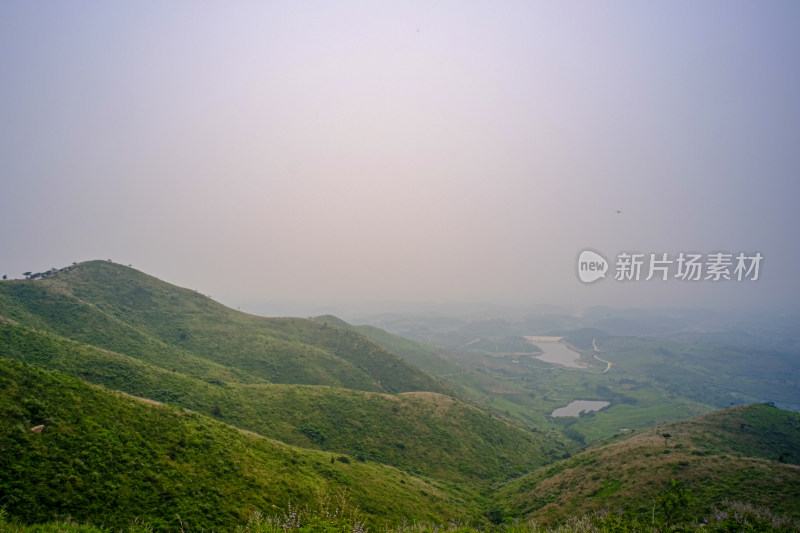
[526,338,584,368]
[551,400,610,417]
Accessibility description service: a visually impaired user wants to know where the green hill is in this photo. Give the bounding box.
[0,359,473,531]
[310,315,564,428]
[313,315,463,377]
[3,261,800,531]
[493,403,800,526]
[0,262,564,487]
[0,261,446,394]
[0,315,563,486]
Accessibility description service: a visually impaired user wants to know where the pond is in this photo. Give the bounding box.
[551,400,610,417]
[526,337,585,368]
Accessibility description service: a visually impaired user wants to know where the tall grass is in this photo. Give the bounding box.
[3,497,799,532]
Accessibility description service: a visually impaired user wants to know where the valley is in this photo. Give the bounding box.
[1,261,799,531]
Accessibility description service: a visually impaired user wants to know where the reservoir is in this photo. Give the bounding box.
[526,337,584,368]
[551,400,610,417]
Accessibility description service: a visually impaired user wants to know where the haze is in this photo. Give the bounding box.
[2,2,799,316]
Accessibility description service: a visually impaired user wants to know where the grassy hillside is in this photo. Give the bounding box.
[0,304,564,487]
[228,385,564,483]
[3,262,799,532]
[310,315,575,433]
[0,261,447,394]
[0,280,260,385]
[313,315,464,377]
[493,403,800,526]
[0,359,474,531]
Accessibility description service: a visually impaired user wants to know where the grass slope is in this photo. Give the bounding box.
[311,315,571,432]
[0,261,447,394]
[0,316,563,487]
[0,281,259,385]
[313,315,463,377]
[0,359,474,531]
[493,403,800,526]
[230,385,565,483]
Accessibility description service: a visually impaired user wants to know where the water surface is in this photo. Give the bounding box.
[551,400,610,417]
[527,338,584,368]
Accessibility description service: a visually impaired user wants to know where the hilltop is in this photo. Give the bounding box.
[0,260,447,394]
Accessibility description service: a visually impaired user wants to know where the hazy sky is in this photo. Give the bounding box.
[2,2,799,315]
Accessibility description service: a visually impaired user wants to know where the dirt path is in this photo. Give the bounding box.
[592,338,613,373]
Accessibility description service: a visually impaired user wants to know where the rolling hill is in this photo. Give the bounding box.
[493,403,800,526]
[0,261,565,489]
[0,359,471,531]
[2,261,800,531]
[0,315,563,485]
[0,261,446,394]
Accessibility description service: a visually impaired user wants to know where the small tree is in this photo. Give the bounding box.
[656,478,692,529]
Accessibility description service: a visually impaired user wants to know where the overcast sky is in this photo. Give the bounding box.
[2,2,799,316]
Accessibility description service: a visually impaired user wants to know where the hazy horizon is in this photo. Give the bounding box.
[3,2,799,316]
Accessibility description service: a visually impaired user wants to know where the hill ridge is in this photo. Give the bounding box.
[0,264,565,486]
[1,260,448,393]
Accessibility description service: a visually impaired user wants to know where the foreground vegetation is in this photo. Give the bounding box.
[2,493,798,532]
[3,356,798,532]
[0,360,472,531]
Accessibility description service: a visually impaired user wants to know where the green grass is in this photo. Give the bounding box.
[3,261,800,532]
[313,315,464,378]
[0,318,562,486]
[367,311,800,446]
[0,261,448,394]
[492,404,800,527]
[5,491,799,532]
[0,359,474,531]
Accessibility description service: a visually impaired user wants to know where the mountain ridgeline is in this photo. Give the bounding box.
[1,260,799,531]
[0,261,445,394]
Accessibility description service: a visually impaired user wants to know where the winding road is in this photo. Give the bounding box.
[592,338,614,373]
